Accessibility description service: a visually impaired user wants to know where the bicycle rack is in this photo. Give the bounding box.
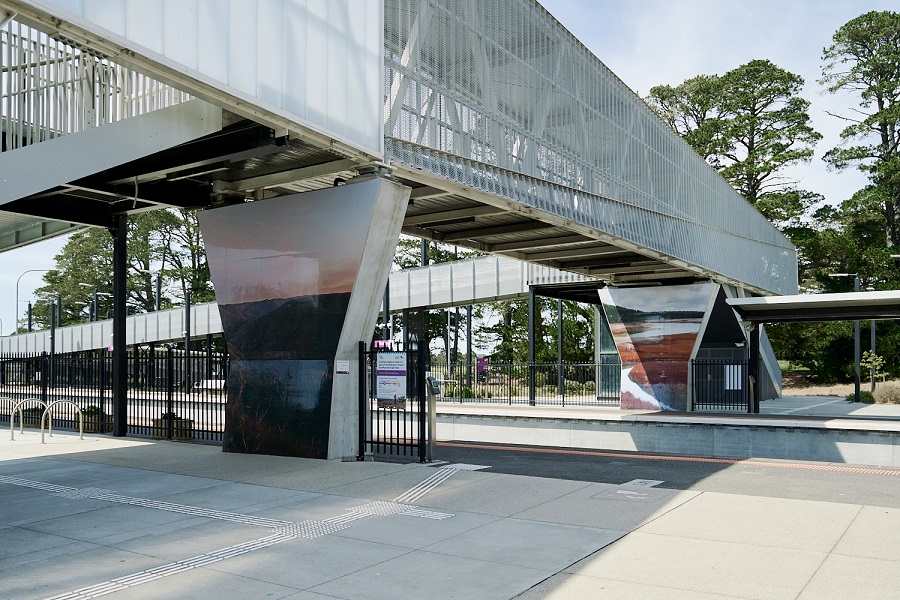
[10,398,47,441]
[41,400,84,443]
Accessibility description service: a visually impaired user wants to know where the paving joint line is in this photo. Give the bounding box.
[0,471,457,599]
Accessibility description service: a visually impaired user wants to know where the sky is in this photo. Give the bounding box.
[1,1,896,335]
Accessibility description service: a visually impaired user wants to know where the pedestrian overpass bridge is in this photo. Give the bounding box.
[0,0,795,458]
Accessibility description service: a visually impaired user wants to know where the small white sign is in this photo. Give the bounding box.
[335,360,350,374]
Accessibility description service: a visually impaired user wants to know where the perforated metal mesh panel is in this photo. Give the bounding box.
[384,0,797,295]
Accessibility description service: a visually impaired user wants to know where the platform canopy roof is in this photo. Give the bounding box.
[727,291,900,323]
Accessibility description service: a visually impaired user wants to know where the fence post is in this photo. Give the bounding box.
[561,363,566,408]
[166,347,174,440]
[98,353,106,423]
[40,352,48,406]
[357,341,366,461]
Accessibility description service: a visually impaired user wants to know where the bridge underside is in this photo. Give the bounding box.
[394,168,703,287]
[0,2,795,460]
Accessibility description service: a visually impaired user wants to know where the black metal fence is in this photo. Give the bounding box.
[358,342,427,461]
[692,358,749,412]
[0,348,227,441]
[429,356,621,406]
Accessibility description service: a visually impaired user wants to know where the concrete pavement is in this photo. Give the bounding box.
[2,430,899,599]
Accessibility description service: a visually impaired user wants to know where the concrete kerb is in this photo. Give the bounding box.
[434,401,900,467]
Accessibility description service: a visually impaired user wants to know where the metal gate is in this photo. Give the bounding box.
[692,358,750,412]
[357,341,427,461]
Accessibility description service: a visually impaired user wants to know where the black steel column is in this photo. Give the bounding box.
[466,306,473,387]
[383,282,391,340]
[748,324,760,414]
[111,214,128,436]
[418,344,427,462]
[557,299,564,398]
[184,289,192,391]
[871,320,876,391]
[206,334,213,379]
[27,301,32,332]
[854,276,861,403]
[528,286,535,406]
[49,302,56,389]
[445,310,451,366]
[402,308,409,350]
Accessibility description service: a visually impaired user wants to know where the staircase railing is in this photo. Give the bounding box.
[1,18,190,153]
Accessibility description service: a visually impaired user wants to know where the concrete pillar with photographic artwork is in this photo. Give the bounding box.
[198,177,410,459]
[599,283,717,411]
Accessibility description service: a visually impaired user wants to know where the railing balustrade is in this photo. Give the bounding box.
[429,359,621,407]
[1,18,190,154]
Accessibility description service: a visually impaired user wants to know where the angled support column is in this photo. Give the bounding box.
[200,178,410,459]
[600,283,716,411]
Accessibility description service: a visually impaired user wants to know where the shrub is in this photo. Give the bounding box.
[873,384,900,405]
[583,380,596,392]
[846,391,875,404]
[457,386,475,398]
[564,380,584,395]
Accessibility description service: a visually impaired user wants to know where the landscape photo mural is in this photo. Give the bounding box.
[198,185,379,458]
[599,283,715,411]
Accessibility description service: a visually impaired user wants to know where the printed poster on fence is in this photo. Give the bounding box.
[376,352,407,402]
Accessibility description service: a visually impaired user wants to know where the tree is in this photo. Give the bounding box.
[158,209,214,303]
[647,60,822,228]
[820,11,900,247]
[31,228,114,328]
[31,210,212,329]
[645,75,722,162]
[392,235,480,270]
[768,186,900,382]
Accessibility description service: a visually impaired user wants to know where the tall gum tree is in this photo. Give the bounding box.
[820,10,900,247]
[647,60,822,229]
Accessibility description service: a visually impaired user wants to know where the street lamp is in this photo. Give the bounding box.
[830,273,860,403]
[79,284,112,322]
[15,269,50,335]
[71,301,90,322]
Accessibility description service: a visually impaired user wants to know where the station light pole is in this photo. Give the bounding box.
[15,269,50,334]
